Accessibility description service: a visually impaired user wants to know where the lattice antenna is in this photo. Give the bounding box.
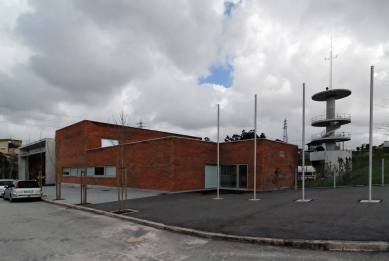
[325,34,338,90]
[137,119,146,129]
[283,118,288,143]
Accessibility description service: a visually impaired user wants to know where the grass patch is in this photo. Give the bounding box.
[301,152,389,188]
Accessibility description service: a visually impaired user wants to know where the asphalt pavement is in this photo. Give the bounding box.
[43,184,389,250]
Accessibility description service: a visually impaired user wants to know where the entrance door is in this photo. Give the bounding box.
[238,165,248,188]
[204,165,218,188]
[220,164,247,189]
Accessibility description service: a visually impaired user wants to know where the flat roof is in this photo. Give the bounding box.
[312,89,351,101]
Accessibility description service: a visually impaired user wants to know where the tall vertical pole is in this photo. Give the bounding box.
[250,95,260,200]
[302,83,306,200]
[214,104,221,200]
[296,83,311,202]
[254,94,257,198]
[217,104,220,198]
[360,66,380,203]
[368,66,374,201]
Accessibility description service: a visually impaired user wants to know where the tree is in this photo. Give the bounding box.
[271,168,285,190]
[111,111,130,213]
[224,129,262,142]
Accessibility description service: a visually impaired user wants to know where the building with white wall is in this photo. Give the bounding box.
[18,138,56,185]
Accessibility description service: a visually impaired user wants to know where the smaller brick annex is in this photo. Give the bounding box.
[56,120,298,192]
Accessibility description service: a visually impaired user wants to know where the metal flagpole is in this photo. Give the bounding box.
[360,66,381,203]
[296,83,311,202]
[250,95,260,201]
[214,104,222,200]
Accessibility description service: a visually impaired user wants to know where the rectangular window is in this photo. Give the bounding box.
[105,166,116,176]
[221,165,237,188]
[63,166,116,177]
[70,168,78,176]
[77,168,84,176]
[95,167,105,175]
[220,164,248,189]
[238,165,248,188]
[101,139,119,148]
[87,167,95,176]
[0,147,5,150]
[280,151,285,157]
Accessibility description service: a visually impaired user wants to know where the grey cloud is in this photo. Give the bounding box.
[75,0,223,75]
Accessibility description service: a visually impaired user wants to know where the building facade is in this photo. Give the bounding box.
[18,138,56,185]
[56,120,298,192]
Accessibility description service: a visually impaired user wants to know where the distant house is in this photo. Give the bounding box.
[0,139,22,157]
[56,120,298,192]
[0,139,22,179]
[379,141,389,153]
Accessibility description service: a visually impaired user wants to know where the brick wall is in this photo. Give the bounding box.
[56,120,297,192]
[221,139,298,190]
[170,138,216,191]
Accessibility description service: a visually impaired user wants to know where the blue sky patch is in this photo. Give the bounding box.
[198,63,233,88]
[224,1,235,16]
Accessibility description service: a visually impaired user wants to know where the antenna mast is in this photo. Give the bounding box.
[283,118,288,143]
[325,35,338,90]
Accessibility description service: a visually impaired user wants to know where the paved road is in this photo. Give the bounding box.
[1,198,389,260]
[88,186,389,242]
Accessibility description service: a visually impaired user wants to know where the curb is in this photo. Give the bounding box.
[42,199,389,252]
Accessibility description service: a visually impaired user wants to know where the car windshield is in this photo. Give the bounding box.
[0,181,13,186]
[17,181,40,188]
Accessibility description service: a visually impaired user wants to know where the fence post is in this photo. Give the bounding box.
[333,165,336,188]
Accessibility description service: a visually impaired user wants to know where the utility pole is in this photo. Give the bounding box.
[283,119,288,143]
[137,119,146,129]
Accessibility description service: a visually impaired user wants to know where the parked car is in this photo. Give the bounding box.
[0,179,14,197]
[3,180,42,202]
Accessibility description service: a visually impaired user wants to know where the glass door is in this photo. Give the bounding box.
[238,165,248,188]
[220,165,237,188]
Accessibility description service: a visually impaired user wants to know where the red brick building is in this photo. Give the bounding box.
[56,120,298,192]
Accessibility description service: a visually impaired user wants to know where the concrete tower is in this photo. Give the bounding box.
[310,88,352,169]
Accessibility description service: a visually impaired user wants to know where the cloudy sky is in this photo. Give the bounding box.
[1,0,389,150]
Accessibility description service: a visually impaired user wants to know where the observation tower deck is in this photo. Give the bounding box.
[310,89,351,149]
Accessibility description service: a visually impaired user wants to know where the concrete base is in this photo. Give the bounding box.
[248,198,261,201]
[359,199,382,203]
[295,199,313,202]
[212,197,223,200]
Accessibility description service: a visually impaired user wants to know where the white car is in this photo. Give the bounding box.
[3,180,42,202]
[0,179,14,197]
